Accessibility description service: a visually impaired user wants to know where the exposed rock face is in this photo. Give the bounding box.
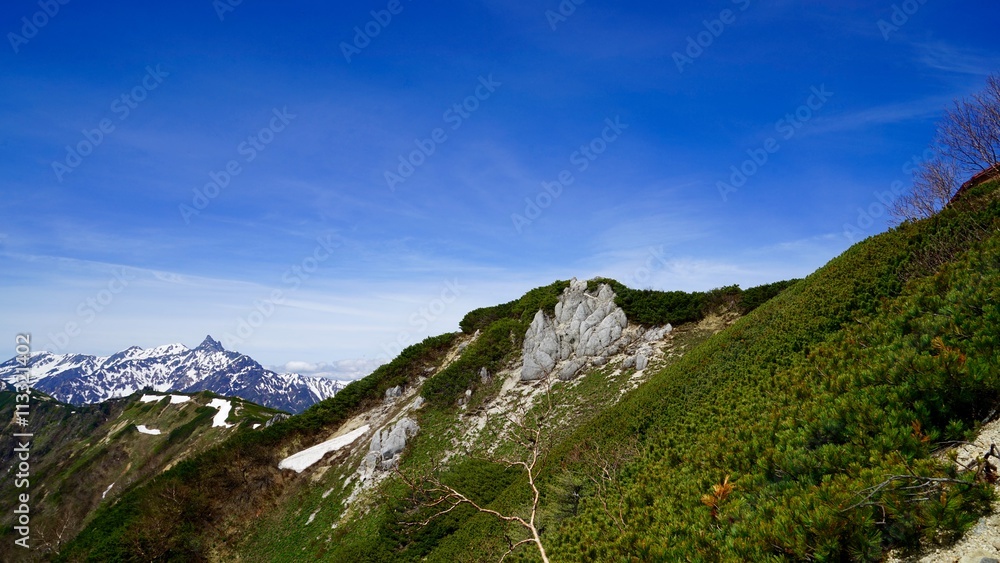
[522,312,559,381]
[365,417,419,471]
[265,413,290,428]
[458,389,474,406]
[384,385,403,401]
[643,325,672,342]
[558,358,587,380]
[521,279,630,381]
[519,279,675,382]
[635,352,649,371]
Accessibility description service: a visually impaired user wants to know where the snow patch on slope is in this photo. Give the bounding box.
[136,425,161,435]
[140,394,191,404]
[278,425,370,473]
[207,398,234,428]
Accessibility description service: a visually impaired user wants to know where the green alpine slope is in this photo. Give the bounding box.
[55,180,1000,562]
[0,390,284,562]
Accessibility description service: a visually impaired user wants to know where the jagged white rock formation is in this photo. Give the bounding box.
[521,279,636,381]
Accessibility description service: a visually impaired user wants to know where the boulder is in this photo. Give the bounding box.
[265,413,290,428]
[369,417,419,466]
[558,358,587,381]
[635,353,648,371]
[643,324,673,342]
[362,451,380,474]
[385,385,403,400]
[635,346,653,371]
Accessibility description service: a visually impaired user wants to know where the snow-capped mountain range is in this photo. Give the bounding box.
[0,335,349,413]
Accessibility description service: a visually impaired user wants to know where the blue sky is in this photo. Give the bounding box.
[2,0,998,377]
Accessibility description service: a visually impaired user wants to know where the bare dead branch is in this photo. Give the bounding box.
[892,73,1000,223]
[395,398,556,563]
[842,474,974,514]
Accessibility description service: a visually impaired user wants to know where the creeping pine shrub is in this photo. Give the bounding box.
[540,181,1000,561]
[422,318,523,408]
[460,280,570,334]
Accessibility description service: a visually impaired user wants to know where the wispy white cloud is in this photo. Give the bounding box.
[807,96,950,136]
[915,42,1000,77]
[269,358,385,381]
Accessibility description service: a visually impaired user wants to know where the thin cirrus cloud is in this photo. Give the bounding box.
[1,1,998,375]
[915,42,1000,77]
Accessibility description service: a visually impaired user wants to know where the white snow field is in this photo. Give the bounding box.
[278,425,370,473]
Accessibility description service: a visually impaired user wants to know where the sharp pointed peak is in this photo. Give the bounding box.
[197,335,225,352]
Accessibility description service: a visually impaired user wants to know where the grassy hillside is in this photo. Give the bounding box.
[52,179,1000,562]
[53,333,459,562]
[539,180,1000,561]
[314,180,999,562]
[0,390,283,562]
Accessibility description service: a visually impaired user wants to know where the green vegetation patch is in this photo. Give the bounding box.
[422,318,524,408]
[591,277,800,327]
[540,182,1000,561]
[459,280,571,334]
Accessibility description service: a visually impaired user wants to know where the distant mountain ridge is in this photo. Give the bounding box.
[0,335,347,413]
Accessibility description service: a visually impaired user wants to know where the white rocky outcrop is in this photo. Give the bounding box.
[521,279,654,381]
[364,417,419,471]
